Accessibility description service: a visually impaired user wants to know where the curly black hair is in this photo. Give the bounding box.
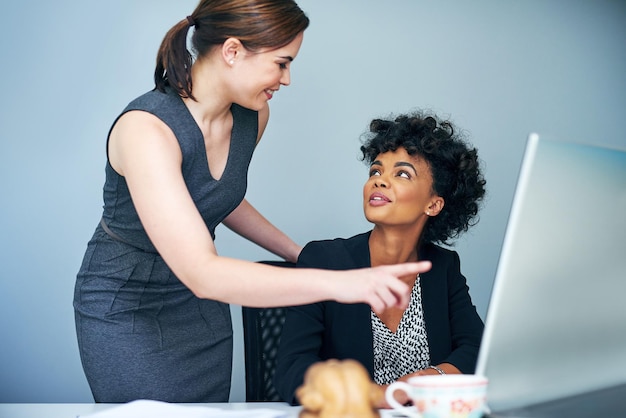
[360,110,486,246]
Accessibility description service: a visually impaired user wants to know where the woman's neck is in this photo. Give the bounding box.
[368,225,422,267]
[182,58,234,131]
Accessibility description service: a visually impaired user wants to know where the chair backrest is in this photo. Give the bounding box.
[242,261,295,402]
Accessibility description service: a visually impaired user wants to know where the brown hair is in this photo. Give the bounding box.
[154,0,310,100]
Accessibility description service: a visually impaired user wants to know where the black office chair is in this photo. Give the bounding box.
[242,261,295,402]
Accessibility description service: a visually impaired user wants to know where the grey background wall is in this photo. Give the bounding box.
[0,0,624,403]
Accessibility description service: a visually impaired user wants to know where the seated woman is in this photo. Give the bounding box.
[274,110,486,407]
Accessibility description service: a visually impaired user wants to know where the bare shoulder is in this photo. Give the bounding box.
[109,110,181,175]
[112,110,174,141]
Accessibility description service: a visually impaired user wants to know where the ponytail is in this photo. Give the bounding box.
[154,18,196,100]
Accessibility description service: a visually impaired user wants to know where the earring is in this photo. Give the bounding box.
[426,211,430,216]
[229,59,235,65]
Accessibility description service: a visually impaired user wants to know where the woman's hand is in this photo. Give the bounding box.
[414,363,461,376]
[375,363,461,409]
[333,262,432,312]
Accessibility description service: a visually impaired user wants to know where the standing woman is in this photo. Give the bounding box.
[73,0,430,404]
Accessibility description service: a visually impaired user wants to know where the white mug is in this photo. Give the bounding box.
[385,374,488,418]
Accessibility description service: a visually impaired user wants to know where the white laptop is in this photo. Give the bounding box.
[475,133,626,417]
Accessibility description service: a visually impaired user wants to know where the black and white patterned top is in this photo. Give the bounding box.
[371,275,430,385]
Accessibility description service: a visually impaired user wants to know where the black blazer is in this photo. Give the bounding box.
[274,231,484,405]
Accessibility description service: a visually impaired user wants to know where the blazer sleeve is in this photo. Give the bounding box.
[437,250,484,373]
[274,243,330,405]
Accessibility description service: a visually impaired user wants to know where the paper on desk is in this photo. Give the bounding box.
[77,400,289,418]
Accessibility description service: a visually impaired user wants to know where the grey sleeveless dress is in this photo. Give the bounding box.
[73,88,257,402]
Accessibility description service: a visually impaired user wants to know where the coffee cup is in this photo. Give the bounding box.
[385,374,488,418]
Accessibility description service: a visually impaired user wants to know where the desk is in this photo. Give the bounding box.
[0,402,302,418]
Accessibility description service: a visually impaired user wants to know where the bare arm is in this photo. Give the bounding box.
[108,111,431,311]
[222,103,303,261]
[223,199,302,263]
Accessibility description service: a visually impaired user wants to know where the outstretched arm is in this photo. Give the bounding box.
[107,110,431,310]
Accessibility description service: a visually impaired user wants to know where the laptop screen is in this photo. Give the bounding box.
[475,134,626,412]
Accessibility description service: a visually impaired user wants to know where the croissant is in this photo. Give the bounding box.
[296,359,381,418]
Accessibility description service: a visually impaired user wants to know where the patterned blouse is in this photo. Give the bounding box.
[371,275,431,385]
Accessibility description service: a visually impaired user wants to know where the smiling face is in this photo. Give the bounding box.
[228,31,304,111]
[363,147,444,228]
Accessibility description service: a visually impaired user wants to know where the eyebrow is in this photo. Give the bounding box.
[371,160,417,173]
[278,56,294,62]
